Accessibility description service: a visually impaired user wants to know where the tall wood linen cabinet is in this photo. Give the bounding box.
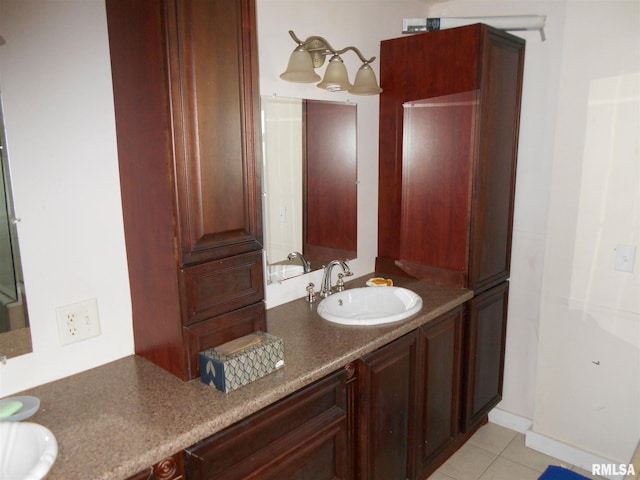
[377,25,525,432]
[106,0,265,381]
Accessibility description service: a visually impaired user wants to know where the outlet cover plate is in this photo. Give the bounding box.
[56,298,101,346]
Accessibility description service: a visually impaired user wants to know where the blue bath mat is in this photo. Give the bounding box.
[538,465,590,480]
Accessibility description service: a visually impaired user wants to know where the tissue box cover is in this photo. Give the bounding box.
[199,332,284,393]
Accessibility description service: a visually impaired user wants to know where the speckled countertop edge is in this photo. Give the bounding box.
[11,274,472,480]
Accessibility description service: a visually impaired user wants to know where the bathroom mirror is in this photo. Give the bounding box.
[261,96,357,283]
[0,104,31,359]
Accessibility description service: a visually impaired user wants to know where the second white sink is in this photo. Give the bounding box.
[0,422,58,480]
[317,286,423,326]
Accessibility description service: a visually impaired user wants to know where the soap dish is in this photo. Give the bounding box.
[0,396,40,422]
[366,277,393,287]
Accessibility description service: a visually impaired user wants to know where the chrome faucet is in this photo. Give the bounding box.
[287,251,311,273]
[320,260,353,297]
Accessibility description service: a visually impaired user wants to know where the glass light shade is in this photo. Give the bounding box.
[348,63,383,95]
[317,55,353,92]
[280,46,321,83]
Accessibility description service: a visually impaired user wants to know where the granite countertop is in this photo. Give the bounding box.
[13,275,472,479]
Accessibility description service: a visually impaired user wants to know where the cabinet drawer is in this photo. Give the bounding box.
[184,301,265,379]
[180,250,264,326]
[185,369,351,480]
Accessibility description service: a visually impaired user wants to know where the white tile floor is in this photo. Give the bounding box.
[427,423,608,480]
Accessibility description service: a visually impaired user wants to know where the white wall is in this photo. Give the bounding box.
[0,0,133,396]
[533,0,639,465]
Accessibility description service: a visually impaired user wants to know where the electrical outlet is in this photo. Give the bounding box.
[56,298,101,346]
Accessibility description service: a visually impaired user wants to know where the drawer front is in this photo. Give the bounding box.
[184,301,266,379]
[180,250,264,326]
[185,369,351,480]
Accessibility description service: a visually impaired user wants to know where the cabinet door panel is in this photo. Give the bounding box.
[462,282,509,431]
[400,92,477,275]
[415,307,463,478]
[468,32,524,291]
[170,0,262,265]
[358,332,417,480]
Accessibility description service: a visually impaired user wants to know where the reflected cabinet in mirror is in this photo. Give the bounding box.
[0,104,31,359]
[261,96,357,283]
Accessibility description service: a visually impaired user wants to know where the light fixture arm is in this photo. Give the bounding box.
[281,30,383,95]
[288,30,375,66]
[335,45,375,65]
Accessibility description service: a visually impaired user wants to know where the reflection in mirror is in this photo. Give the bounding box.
[261,96,357,283]
[0,103,31,359]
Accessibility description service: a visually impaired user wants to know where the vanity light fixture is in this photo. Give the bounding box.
[280,30,382,95]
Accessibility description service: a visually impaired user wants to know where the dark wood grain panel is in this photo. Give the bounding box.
[462,282,509,432]
[400,91,477,272]
[303,100,357,263]
[170,0,263,265]
[185,369,351,480]
[357,332,418,480]
[414,307,464,479]
[180,250,264,326]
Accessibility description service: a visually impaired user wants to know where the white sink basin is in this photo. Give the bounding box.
[268,264,305,282]
[0,422,58,480]
[317,286,423,326]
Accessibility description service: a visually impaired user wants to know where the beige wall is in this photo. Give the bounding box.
[0,0,132,395]
[534,0,639,464]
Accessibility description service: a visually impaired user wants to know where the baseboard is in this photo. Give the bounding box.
[525,430,629,480]
[488,407,533,433]
[489,408,634,480]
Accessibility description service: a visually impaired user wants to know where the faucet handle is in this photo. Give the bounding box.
[306,282,317,303]
[336,273,346,292]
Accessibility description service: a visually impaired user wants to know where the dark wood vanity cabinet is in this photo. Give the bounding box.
[185,367,356,480]
[159,307,467,480]
[376,24,525,293]
[357,308,464,480]
[106,0,264,380]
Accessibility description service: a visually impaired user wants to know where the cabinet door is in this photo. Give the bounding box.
[414,307,464,479]
[468,32,524,291]
[357,332,418,480]
[168,0,263,265]
[462,282,509,432]
[185,368,354,480]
